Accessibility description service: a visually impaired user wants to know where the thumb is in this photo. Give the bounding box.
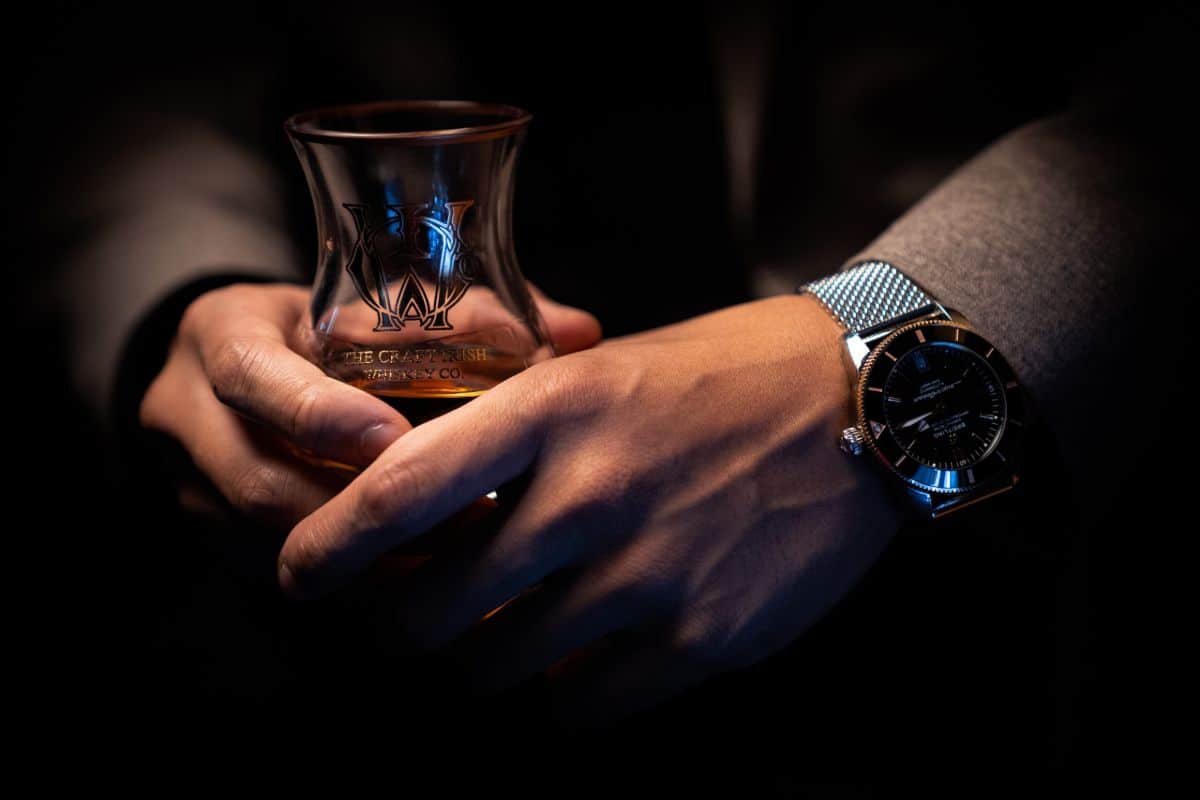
[528,282,602,354]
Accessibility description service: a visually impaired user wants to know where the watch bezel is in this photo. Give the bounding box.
[854,319,1025,495]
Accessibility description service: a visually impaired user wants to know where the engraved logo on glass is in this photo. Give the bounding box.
[342,199,479,332]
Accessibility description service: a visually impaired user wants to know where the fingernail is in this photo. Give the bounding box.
[278,561,307,601]
[360,422,404,461]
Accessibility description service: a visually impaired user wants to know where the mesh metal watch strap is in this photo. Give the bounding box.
[801,260,935,333]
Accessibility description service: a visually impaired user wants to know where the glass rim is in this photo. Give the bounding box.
[284,99,532,145]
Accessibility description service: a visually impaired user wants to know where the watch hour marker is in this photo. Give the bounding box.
[979,413,997,420]
[995,450,1007,463]
[887,395,902,403]
[884,351,897,362]
[1006,380,1019,389]
[967,468,976,484]
[915,329,926,343]
[1009,418,1023,426]
[868,386,883,393]
[985,347,995,358]
[895,454,906,466]
[953,328,961,342]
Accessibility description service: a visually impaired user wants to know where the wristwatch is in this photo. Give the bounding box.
[799,260,1026,520]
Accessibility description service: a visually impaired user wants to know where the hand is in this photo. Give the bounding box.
[277,292,903,722]
[139,281,600,528]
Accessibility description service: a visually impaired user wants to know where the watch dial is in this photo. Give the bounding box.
[881,342,1006,470]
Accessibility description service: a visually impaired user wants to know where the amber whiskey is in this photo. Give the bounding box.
[349,382,483,426]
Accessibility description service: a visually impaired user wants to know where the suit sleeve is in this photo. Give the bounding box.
[40,6,311,424]
[844,78,1196,525]
[56,110,304,422]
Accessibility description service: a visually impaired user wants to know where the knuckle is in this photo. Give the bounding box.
[601,530,692,612]
[286,521,337,577]
[614,550,679,616]
[529,353,604,421]
[670,613,726,666]
[208,336,266,409]
[358,457,427,531]
[590,459,636,506]
[287,382,328,446]
[230,463,289,520]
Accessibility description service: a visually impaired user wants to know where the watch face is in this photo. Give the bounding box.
[857,321,1024,494]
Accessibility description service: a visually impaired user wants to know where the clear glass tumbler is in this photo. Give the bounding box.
[285,100,553,426]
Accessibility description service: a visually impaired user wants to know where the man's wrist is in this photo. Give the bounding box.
[794,259,1032,523]
[776,291,909,527]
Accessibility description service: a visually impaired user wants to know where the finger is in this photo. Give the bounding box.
[142,351,349,528]
[447,562,637,693]
[548,631,712,729]
[528,283,602,355]
[278,376,549,599]
[200,333,410,467]
[380,480,593,650]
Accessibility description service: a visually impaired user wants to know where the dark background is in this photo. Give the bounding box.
[8,0,1194,785]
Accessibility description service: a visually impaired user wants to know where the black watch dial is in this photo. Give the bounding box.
[881,343,1005,470]
[856,320,1025,494]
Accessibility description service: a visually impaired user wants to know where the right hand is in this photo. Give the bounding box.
[139,282,601,528]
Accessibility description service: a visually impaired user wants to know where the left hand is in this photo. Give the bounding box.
[277,293,903,722]
[138,281,598,529]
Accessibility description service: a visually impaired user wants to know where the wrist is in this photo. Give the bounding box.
[797,259,1028,522]
[772,291,909,531]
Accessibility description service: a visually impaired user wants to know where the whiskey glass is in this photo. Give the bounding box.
[285,100,553,426]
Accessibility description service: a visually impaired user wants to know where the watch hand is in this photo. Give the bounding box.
[900,411,934,429]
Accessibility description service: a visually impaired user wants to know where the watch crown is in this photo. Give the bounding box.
[840,427,866,456]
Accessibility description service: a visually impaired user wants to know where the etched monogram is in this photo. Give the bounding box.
[342,200,478,331]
